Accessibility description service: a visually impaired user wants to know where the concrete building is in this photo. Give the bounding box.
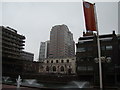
[1,26,25,59]
[21,51,34,61]
[49,24,75,58]
[1,26,34,76]
[76,31,120,86]
[40,57,76,74]
[39,41,50,61]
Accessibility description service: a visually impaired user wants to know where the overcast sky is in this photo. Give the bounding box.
[1,0,118,61]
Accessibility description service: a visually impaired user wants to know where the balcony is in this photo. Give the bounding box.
[2,46,21,53]
[19,43,25,46]
[2,41,25,49]
[2,49,20,55]
[2,36,25,45]
[19,46,24,49]
[3,33,25,42]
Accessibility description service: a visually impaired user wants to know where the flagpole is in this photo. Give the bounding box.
[82,0,103,88]
[94,4,103,89]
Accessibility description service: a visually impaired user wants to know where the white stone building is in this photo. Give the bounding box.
[39,57,76,74]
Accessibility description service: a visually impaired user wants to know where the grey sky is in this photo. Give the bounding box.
[1,1,118,61]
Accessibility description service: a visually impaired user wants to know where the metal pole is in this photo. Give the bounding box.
[94,4,103,89]
[97,30,103,89]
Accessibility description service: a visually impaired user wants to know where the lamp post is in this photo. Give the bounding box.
[94,56,112,88]
[94,56,111,63]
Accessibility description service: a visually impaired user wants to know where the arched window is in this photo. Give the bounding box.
[51,60,53,63]
[56,60,58,63]
[46,66,49,71]
[61,60,64,63]
[67,59,69,63]
[53,66,56,71]
[47,60,49,63]
[60,66,64,71]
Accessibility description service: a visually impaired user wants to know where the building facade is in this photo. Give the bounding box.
[49,24,75,58]
[1,26,34,76]
[39,57,76,74]
[1,26,25,59]
[76,31,120,86]
[21,51,34,61]
[39,41,50,61]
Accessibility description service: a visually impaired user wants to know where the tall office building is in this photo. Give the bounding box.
[39,41,50,61]
[49,24,75,58]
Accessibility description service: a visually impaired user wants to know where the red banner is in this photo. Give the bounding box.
[83,1,96,31]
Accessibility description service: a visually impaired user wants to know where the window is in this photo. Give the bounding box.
[80,58,84,62]
[81,59,84,61]
[47,61,49,63]
[106,45,112,50]
[67,59,69,63]
[51,60,53,63]
[56,60,58,63]
[101,46,105,50]
[87,66,93,71]
[77,48,86,52]
[78,66,86,71]
[61,60,64,63]
[53,66,56,71]
[46,66,49,71]
[87,47,93,51]
[60,66,64,71]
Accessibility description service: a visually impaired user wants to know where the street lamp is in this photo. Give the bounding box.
[106,57,112,63]
[94,56,112,88]
[94,56,111,63]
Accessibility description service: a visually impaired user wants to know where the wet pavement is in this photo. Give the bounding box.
[2,84,39,90]
[2,84,119,90]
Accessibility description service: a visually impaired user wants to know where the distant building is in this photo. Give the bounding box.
[39,41,50,61]
[40,57,76,74]
[76,31,120,86]
[23,61,40,73]
[49,24,75,58]
[21,51,34,61]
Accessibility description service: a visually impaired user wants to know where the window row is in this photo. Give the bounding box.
[46,59,70,63]
[46,66,64,72]
[77,66,93,71]
[77,45,113,52]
